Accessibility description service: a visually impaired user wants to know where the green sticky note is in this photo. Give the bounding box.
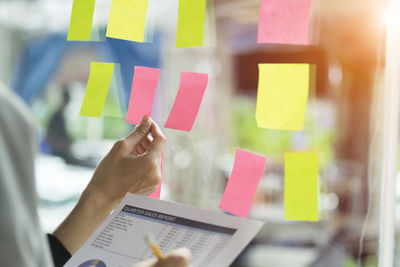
[285,152,319,221]
[79,62,114,117]
[67,0,96,41]
[176,0,207,48]
[106,0,149,42]
[255,64,310,131]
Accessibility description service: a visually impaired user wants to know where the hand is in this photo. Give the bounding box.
[53,115,166,254]
[133,248,192,267]
[84,115,166,209]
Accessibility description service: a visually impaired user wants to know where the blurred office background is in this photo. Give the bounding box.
[0,0,397,266]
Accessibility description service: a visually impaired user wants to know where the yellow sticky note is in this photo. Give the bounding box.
[255,64,310,130]
[106,0,149,42]
[176,0,207,48]
[79,62,114,117]
[67,0,96,41]
[285,152,319,221]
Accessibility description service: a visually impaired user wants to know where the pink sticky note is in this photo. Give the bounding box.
[164,72,208,131]
[126,66,160,124]
[257,0,312,45]
[219,149,267,218]
[148,154,162,199]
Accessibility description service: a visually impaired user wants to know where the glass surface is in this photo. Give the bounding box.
[0,0,396,266]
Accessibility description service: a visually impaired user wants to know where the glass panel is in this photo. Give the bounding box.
[0,0,396,266]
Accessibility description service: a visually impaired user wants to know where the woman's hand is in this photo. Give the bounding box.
[84,115,166,209]
[133,248,192,267]
[53,115,166,254]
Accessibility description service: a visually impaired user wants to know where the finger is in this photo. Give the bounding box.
[135,144,145,155]
[165,248,192,262]
[135,143,147,155]
[147,120,167,156]
[132,258,157,267]
[154,248,191,267]
[140,136,152,151]
[137,138,151,155]
[124,115,152,148]
[140,142,148,153]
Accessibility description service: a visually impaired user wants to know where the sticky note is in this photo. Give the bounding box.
[126,67,160,124]
[164,72,208,131]
[79,62,114,117]
[255,64,310,131]
[176,0,207,48]
[67,0,96,41]
[285,152,319,221]
[106,0,149,42]
[148,154,162,199]
[257,0,312,45]
[219,149,267,218]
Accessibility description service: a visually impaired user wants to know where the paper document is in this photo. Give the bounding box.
[64,193,264,267]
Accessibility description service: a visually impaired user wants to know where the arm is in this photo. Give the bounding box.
[52,115,166,254]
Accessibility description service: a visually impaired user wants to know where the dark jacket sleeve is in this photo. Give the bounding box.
[47,234,72,267]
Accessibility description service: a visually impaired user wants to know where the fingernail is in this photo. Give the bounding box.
[140,115,150,124]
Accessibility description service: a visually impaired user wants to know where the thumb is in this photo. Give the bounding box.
[124,115,152,147]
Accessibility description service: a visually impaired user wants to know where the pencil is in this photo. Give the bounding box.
[145,234,163,260]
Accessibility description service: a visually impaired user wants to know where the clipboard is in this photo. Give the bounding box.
[64,193,264,267]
